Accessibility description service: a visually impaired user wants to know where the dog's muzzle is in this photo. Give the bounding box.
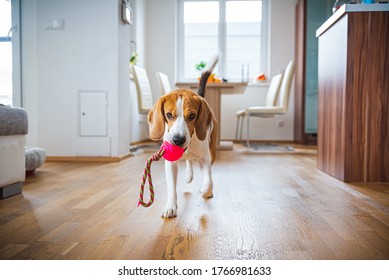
[172,134,186,148]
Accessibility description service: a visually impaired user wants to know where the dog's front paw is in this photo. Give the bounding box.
[161,207,177,219]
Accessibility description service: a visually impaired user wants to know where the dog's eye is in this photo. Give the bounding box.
[166,112,174,120]
[188,113,196,121]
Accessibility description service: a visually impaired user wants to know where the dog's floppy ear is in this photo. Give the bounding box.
[148,97,165,140]
[195,98,213,141]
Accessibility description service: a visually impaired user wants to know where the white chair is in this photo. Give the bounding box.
[235,72,283,140]
[131,65,154,114]
[130,65,159,151]
[236,60,295,148]
[156,72,172,95]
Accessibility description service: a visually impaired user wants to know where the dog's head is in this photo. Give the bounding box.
[148,90,213,148]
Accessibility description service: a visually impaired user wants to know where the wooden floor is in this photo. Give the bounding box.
[0,144,388,260]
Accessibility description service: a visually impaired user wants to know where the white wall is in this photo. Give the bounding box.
[129,0,149,143]
[22,0,131,157]
[117,1,132,156]
[21,0,38,146]
[144,0,177,98]
[142,0,296,141]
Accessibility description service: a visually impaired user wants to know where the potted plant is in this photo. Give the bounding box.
[130,51,139,65]
[195,60,207,72]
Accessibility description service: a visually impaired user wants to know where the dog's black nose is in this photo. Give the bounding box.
[172,134,186,147]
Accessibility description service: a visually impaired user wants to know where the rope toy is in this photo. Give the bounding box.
[137,141,185,207]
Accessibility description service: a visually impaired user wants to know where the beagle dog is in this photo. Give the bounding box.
[148,72,218,218]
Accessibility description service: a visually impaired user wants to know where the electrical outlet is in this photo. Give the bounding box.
[277,120,284,127]
[47,19,65,30]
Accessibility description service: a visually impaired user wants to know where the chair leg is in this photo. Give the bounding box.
[246,114,251,148]
[239,115,244,140]
[235,116,240,141]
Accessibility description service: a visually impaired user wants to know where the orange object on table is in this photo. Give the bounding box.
[256,73,266,81]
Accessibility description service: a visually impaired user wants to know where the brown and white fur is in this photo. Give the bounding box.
[148,72,217,218]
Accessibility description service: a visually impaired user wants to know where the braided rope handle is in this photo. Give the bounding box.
[137,147,165,207]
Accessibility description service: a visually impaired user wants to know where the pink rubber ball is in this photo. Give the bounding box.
[161,141,185,162]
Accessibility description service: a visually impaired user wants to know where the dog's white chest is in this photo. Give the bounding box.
[181,130,210,161]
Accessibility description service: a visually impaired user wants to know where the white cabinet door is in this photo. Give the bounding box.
[79,91,108,137]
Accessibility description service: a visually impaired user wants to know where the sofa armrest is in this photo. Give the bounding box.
[0,104,28,136]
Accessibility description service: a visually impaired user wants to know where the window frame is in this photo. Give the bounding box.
[0,0,21,106]
[177,0,269,82]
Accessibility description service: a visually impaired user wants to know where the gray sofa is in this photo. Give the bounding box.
[0,104,29,198]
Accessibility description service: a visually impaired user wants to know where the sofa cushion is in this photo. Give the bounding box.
[0,104,28,136]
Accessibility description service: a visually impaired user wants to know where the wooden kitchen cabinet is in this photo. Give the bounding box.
[316,4,389,182]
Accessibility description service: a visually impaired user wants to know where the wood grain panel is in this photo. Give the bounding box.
[365,12,389,182]
[317,15,348,181]
[346,12,389,182]
[345,12,371,182]
[318,11,389,182]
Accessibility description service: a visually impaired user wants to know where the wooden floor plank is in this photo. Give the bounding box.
[0,144,388,260]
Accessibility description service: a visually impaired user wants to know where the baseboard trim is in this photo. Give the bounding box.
[46,152,132,163]
[230,139,296,144]
[130,139,154,146]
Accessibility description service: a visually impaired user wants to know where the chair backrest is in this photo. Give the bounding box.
[265,73,283,107]
[277,60,295,113]
[156,72,172,95]
[131,65,154,114]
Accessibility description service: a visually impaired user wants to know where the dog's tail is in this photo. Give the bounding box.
[197,70,212,98]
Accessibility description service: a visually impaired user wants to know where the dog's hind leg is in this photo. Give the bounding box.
[185,160,193,183]
[199,159,213,199]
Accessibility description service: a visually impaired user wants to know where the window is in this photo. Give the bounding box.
[178,0,268,82]
[0,0,21,106]
[0,0,13,105]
